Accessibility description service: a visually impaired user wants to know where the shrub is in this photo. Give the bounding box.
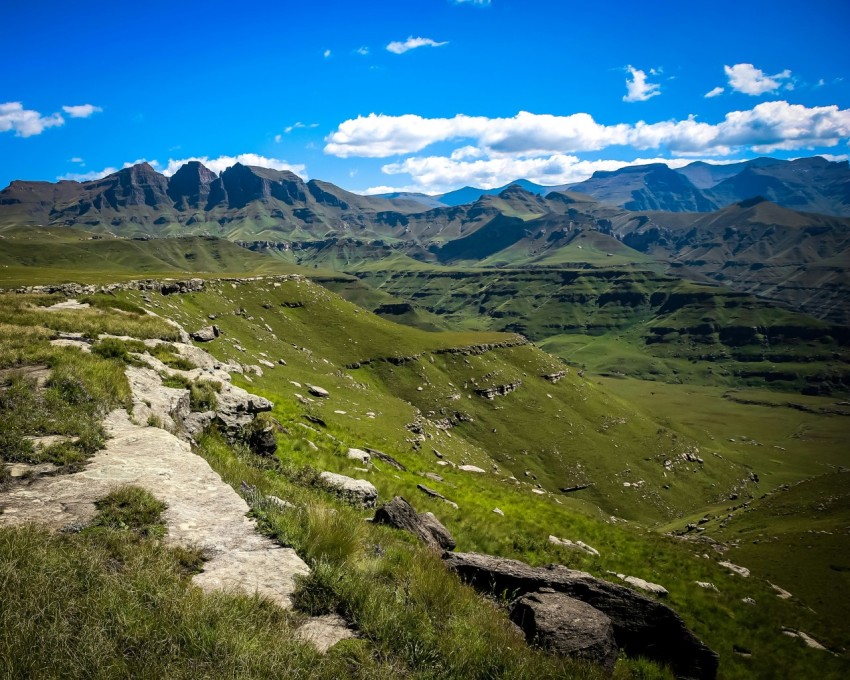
[87,486,168,538]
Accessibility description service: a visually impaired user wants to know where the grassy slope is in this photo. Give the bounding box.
[106,277,850,677]
[0,228,304,286]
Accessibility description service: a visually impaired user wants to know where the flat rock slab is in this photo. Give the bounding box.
[0,409,308,609]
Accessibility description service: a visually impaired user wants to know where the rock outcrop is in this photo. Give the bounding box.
[319,472,378,508]
[510,590,618,672]
[190,325,220,342]
[373,496,455,551]
[443,552,718,680]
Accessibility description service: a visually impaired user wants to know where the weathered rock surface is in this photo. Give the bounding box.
[295,614,356,652]
[373,496,455,551]
[319,472,378,508]
[190,325,220,342]
[308,384,330,398]
[510,591,618,672]
[474,381,522,399]
[215,383,273,434]
[346,448,371,465]
[0,410,308,608]
[443,552,718,680]
[126,366,190,431]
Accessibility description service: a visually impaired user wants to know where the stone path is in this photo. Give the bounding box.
[1,409,354,647]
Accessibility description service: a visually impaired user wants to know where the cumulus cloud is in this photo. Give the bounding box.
[724,63,791,95]
[368,154,744,195]
[704,86,725,98]
[386,36,448,54]
[62,104,102,118]
[58,154,307,182]
[0,102,64,137]
[326,102,850,159]
[356,46,369,56]
[623,66,661,102]
[323,49,332,58]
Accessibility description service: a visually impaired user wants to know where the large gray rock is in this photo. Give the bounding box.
[319,472,378,508]
[510,591,618,672]
[214,384,273,434]
[443,552,718,680]
[373,496,455,551]
[191,325,220,342]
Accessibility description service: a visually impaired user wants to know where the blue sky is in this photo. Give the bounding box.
[2,0,848,195]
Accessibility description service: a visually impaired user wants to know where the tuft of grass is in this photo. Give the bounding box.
[87,486,168,539]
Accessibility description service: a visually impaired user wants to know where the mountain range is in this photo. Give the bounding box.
[380,156,850,216]
[1,157,849,323]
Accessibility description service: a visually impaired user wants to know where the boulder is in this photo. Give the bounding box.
[191,325,220,342]
[510,591,618,672]
[373,496,455,551]
[319,472,378,508]
[458,464,485,473]
[308,385,330,398]
[346,448,371,465]
[443,552,718,680]
[249,424,278,457]
[214,384,273,434]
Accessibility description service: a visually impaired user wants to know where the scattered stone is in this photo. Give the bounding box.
[541,371,567,384]
[277,358,287,366]
[365,447,407,471]
[373,496,455,551]
[308,385,330,398]
[346,448,371,465]
[742,597,756,605]
[616,574,668,597]
[458,464,485,473]
[259,359,275,368]
[422,472,444,482]
[443,552,718,680]
[718,561,750,577]
[493,507,504,516]
[549,536,600,557]
[782,628,829,651]
[319,472,377,508]
[510,591,618,672]
[190,325,220,342]
[532,488,546,495]
[695,582,719,592]
[769,582,793,599]
[560,484,591,494]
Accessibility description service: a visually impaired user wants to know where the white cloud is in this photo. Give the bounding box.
[57,154,306,182]
[70,157,84,164]
[274,134,282,143]
[58,158,154,182]
[623,66,661,102]
[62,104,102,118]
[356,46,369,56]
[370,154,743,195]
[0,101,64,137]
[704,86,725,98]
[452,0,491,4]
[284,121,319,134]
[323,49,332,58]
[724,63,791,95]
[325,102,850,159]
[386,36,448,55]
